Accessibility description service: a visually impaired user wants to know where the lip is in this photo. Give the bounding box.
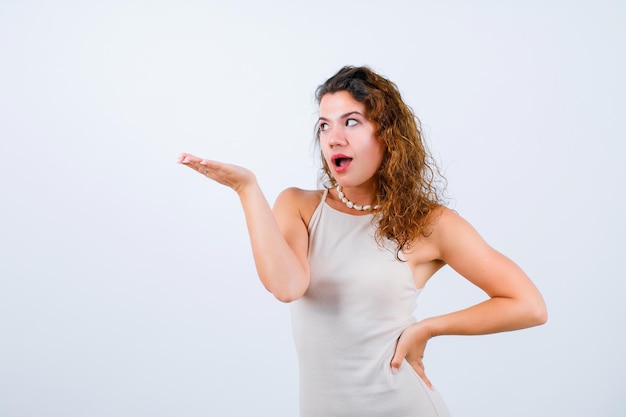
[330,153,353,173]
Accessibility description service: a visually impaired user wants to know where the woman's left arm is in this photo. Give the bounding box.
[390,207,547,386]
[425,207,547,336]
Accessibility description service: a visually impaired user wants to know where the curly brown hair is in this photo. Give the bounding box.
[315,66,446,254]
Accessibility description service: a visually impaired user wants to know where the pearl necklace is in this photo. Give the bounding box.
[335,184,381,211]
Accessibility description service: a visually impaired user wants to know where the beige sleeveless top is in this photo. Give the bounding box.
[290,189,450,417]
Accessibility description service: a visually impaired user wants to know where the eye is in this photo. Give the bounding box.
[346,119,358,127]
[319,122,329,132]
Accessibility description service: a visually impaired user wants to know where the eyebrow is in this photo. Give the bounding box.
[318,111,364,122]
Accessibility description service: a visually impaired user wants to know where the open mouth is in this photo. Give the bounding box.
[333,157,353,168]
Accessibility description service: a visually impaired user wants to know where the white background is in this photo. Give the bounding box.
[1,1,624,416]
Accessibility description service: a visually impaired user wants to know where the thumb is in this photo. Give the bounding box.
[390,339,407,374]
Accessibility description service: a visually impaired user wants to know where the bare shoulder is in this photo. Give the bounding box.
[274,187,324,227]
[427,205,491,261]
[428,206,477,234]
[275,187,323,209]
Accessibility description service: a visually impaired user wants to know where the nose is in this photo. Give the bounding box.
[327,127,347,147]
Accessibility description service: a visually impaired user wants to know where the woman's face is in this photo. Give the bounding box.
[318,91,384,190]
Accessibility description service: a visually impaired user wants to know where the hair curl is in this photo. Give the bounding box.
[315,66,446,254]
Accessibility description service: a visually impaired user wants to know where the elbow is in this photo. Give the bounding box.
[267,282,308,304]
[274,293,301,303]
[506,294,548,329]
[259,272,310,303]
[273,289,305,303]
[535,303,548,326]
[527,297,548,327]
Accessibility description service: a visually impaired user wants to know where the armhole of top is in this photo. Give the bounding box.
[307,188,329,234]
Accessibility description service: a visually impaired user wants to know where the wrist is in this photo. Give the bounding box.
[419,317,439,338]
[235,174,259,197]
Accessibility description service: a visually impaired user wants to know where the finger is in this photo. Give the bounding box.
[390,341,407,374]
[420,370,434,390]
[198,160,229,177]
[184,162,209,175]
[197,166,210,176]
[179,155,217,176]
[199,159,222,168]
[178,153,202,164]
[410,360,433,390]
[197,160,222,175]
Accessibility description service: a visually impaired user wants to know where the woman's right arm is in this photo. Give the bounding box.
[179,153,310,302]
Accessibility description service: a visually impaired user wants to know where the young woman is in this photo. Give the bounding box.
[179,66,547,416]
